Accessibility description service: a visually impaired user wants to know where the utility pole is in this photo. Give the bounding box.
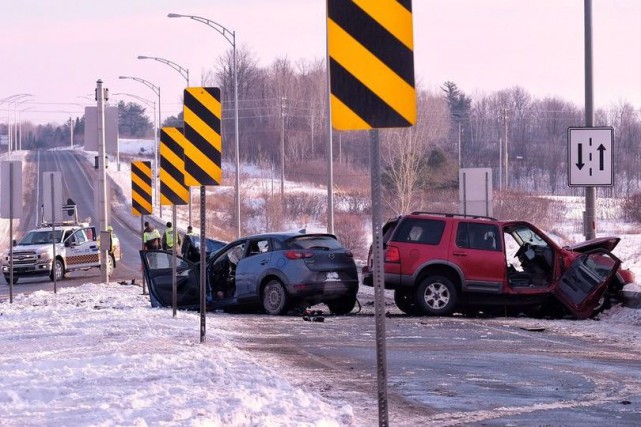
[310,113,315,154]
[96,80,109,283]
[280,97,287,206]
[69,117,74,148]
[503,109,509,190]
[458,122,462,169]
[584,0,596,240]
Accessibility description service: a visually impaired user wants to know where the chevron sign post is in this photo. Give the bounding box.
[327,1,416,424]
[182,86,223,343]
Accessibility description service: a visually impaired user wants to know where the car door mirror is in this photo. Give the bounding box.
[12,239,17,246]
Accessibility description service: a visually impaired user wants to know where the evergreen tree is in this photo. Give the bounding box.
[442,81,472,167]
[162,111,184,128]
[441,81,471,123]
[117,101,152,137]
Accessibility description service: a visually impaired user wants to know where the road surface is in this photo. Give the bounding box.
[1,149,143,301]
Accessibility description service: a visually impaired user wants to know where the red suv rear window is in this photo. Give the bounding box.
[392,218,445,245]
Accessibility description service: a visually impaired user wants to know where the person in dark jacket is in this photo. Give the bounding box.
[181,226,199,262]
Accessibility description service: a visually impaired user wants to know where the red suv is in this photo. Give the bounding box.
[362,212,633,319]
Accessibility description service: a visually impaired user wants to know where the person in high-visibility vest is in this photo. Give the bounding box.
[143,222,161,250]
[162,221,181,250]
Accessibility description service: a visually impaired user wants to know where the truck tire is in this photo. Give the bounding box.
[591,292,612,317]
[415,276,458,316]
[4,275,18,285]
[50,259,65,281]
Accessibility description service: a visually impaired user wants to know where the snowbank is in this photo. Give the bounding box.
[0,282,354,426]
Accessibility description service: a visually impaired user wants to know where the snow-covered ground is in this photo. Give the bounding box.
[1,146,641,425]
[0,283,354,426]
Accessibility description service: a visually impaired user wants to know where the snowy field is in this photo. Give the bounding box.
[1,146,641,425]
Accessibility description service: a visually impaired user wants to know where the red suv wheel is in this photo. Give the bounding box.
[415,276,458,315]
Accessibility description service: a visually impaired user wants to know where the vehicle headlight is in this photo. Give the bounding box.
[38,250,53,261]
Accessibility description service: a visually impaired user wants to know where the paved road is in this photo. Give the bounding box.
[1,149,143,301]
[223,296,641,426]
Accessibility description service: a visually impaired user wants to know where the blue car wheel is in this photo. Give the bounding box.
[263,279,288,315]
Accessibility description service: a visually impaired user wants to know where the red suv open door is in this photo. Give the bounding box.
[553,249,621,319]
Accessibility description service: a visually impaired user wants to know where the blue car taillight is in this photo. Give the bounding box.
[284,250,314,260]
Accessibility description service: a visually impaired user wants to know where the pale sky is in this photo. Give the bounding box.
[1,0,640,125]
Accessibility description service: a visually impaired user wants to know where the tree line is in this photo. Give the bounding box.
[5,47,640,206]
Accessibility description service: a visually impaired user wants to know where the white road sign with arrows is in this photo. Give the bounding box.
[567,127,614,187]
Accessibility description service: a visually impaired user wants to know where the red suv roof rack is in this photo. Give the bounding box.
[409,211,497,221]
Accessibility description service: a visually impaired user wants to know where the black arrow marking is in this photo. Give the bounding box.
[576,143,584,170]
[597,144,606,170]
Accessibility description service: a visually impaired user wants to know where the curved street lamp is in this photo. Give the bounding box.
[168,12,241,238]
[3,94,33,154]
[112,92,155,108]
[137,55,190,86]
[137,54,194,225]
[1,93,31,105]
[119,76,162,211]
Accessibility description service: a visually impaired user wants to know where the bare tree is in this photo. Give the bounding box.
[202,45,262,163]
[380,89,451,215]
[381,127,425,214]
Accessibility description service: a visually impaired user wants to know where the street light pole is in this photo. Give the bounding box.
[2,94,32,154]
[138,55,193,225]
[137,55,190,86]
[16,106,34,150]
[11,98,32,153]
[119,76,162,215]
[168,13,241,238]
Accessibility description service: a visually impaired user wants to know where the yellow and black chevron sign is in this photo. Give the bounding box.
[131,160,152,216]
[327,0,416,130]
[183,87,222,186]
[160,127,190,206]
